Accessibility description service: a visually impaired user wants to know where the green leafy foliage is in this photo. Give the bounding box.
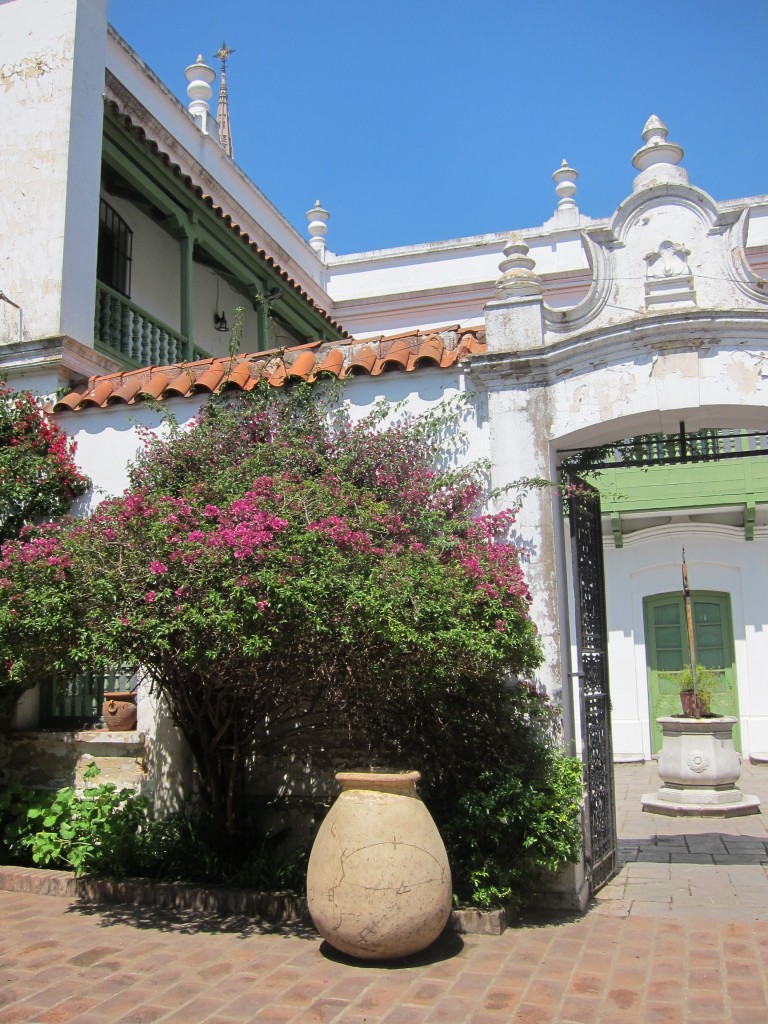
[0,768,309,890]
[0,781,38,862]
[445,753,583,909]
[22,763,149,876]
[0,380,88,723]
[0,388,541,838]
[431,684,583,909]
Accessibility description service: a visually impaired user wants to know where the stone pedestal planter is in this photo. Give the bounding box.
[642,716,760,816]
[306,771,452,960]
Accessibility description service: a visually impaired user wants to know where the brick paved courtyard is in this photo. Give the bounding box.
[1,761,768,1023]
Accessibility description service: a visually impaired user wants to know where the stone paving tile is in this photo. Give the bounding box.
[3,764,768,1022]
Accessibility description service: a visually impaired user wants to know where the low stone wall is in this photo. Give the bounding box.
[1,730,147,793]
[0,866,517,934]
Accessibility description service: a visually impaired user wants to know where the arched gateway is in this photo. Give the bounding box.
[469,117,768,896]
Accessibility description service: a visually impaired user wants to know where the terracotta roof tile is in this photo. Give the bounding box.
[347,346,378,376]
[165,371,196,398]
[51,325,486,414]
[106,376,144,405]
[414,334,445,367]
[192,362,226,393]
[140,372,171,400]
[51,384,90,413]
[266,361,287,388]
[220,361,252,390]
[80,380,115,408]
[286,350,317,381]
[317,348,345,377]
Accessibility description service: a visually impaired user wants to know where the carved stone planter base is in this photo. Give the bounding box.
[641,790,761,816]
[642,716,760,818]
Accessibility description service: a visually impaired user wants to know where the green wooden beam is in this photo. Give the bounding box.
[102,137,188,222]
[589,458,768,516]
[245,288,270,350]
[745,501,756,541]
[179,232,194,350]
[611,512,623,549]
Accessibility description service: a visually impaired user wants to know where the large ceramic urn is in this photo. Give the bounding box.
[306,771,452,960]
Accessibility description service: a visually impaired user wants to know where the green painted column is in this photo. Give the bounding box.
[246,284,269,352]
[179,229,194,359]
[256,297,269,352]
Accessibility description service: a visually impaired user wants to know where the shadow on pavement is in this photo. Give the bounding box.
[67,899,319,939]
[619,833,768,865]
[514,907,586,929]
[319,930,464,968]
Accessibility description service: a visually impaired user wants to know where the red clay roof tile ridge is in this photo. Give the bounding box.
[50,321,487,412]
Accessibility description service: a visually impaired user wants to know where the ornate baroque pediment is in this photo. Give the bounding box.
[644,239,696,307]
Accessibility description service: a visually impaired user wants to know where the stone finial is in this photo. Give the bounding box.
[632,114,687,191]
[495,235,543,298]
[553,159,579,210]
[185,55,216,135]
[306,200,330,256]
[215,43,234,159]
[641,115,670,144]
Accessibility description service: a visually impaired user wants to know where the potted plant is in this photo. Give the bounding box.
[676,664,718,718]
[643,552,759,815]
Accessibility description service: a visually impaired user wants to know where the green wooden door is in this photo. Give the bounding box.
[643,592,740,754]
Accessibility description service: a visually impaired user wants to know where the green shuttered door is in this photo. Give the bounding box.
[643,592,740,754]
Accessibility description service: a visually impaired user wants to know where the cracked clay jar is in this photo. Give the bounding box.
[306,770,452,960]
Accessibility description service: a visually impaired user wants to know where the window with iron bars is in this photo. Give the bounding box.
[97,198,133,298]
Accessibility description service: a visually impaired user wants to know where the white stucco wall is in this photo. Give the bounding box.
[604,526,768,761]
[0,0,107,347]
[190,262,260,359]
[545,338,768,755]
[60,368,484,501]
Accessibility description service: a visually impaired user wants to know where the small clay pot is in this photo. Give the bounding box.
[680,689,709,718]
[102,692,138,731]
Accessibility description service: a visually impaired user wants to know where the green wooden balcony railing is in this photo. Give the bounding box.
[576,429,768,520]
[601,428,768,467]
[95,283,208,368]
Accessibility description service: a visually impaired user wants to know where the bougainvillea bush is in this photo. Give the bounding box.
[0,380,88,721]
[0,379,88,544]
[0,385,581,898]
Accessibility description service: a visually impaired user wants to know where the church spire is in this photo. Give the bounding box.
[214,42,234,159]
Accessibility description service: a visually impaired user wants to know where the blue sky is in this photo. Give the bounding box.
[109,0,768,255]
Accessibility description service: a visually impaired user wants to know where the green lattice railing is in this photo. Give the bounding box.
[95,283,208,368]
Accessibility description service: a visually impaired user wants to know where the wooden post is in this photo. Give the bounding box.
[681,548,701,714]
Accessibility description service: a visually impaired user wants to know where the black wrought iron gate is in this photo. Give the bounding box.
[567,475,618,893]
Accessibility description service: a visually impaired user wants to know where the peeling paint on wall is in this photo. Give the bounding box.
[0,53,66,88]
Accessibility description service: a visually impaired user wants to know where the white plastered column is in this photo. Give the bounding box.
[0,0,107,361]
